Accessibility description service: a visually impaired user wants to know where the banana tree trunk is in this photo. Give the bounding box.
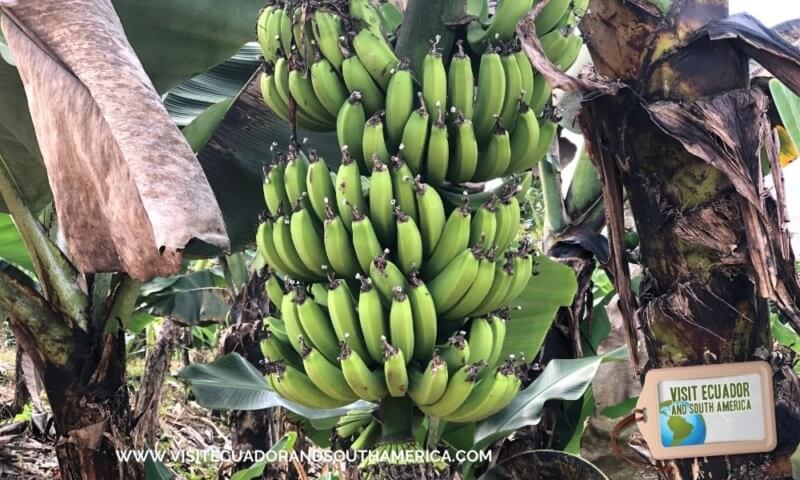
[545,0,800,477]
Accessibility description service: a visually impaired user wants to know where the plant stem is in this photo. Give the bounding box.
[378,396,414,443]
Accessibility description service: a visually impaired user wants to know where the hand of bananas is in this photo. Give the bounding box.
[256,142,535,422]
[257,0,586,184]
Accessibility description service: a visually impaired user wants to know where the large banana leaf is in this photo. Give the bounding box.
[499,254,578,360]
[0,0,262,213]
[0,212,33,273]
[179,353,374,419]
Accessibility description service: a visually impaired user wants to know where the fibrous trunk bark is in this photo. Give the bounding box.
[567,0,800,477]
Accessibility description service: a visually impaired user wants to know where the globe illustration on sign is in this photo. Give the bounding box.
[659,401,707,447]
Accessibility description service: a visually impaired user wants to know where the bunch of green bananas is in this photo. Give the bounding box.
[256,143,535,422]
[258,0,587,184]
[258,0,398,131]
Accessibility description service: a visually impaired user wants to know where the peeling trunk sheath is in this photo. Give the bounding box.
[576,0,800,477]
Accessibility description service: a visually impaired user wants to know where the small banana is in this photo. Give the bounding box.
[535,0,572,35]
[269,361,350,409]
[369,250,409,304]
[448,111,479,183]
[264,272,285,309]
[261,329,304,371]
[424,111,449,186]
[384,59,415,149]
[352,28,399,89]
[341,42,386,117]
[471,255,516,316]
[556,34,583,71]
[422,36,447,119]
[417,362,481,418]
[260,71,292,126]
[408,354,449,405]
[389,156,418,222]
[422,197,471,280]
[514,49,535,105]
[388,288,415,362]
[312,10,346,71]
[442,364,518,423]
[305,149,337,223]
[473,47,507,145]
[469,199,498,252]
[294,290,340,362]
[351,205,383,273]
[413,178,446,258]
[443,248,498,319]
[310,52,349,118]
[506,102,541,174]
[327,277,371,362]
[273,214,320,281]
[284,148,311,212]
[408,270,438,362]
[289,206,329,277]
[341,335,388,401]
[368,157,396,246]
[323,202,361,278]
[448,40,475,120]
[335,147,369,231]
[466,317,494,365]
[428,245,482,312]
[400,94,431,176]
[382,337,409,397]
[394,202,423,275]
[336,409,374,438]
[486,315,508,369]
[263,157,290,217]
[257,219,292,280]
[539,29,569,63]
[472,121,512,181]
[337,92,368,174]
[289,63,336,125]
[349,0,384,37]
[468,0,533,49]
[494,192,521,253]
[291,7,315,61]
[357,275,390,364]
[281,287,307,354]
[438,331,471,374]
[257,6,280,62]
[500,246,534,306]
[299,336,358,402]
[362,113,391,167]
[529,119,558,167]
[278,4,293,57]
[499,51,523,130]
[530,74,553,115]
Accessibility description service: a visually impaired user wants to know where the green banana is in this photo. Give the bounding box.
[539,29,569,63]
[369,251,409,304]
[279,5,293,57]
[442,366,517,422]
[413,178,446,258]
[368,158,395,246]
[263,159,290,217]
[469,199,498,251]
[439,331,471,374]
[500,247,534,306]
[529,119,557,167]
[448,40,474,120]
[394,202,423,275]
[281,287,307,355]
[270,362,349,409]
[530,74,553,115]
[341,44,386,117]
[473,121,512,181]
[385,59,415,149]
[257,219,292,278]
[349,0,384,37]
[424,112,449,186]
[506,102,541,173]
[284,149,311,212]
[408,354,449,405]
[336,409,373,438]
[408,270,438,362]
[312,10,346,71]
[350,419,380,450]
[399,93,430,174]
[535,0,572,35]
[264,273,285,309]
[305,149,337,222]
[265,315,290,344]
[288,64,336,125]
[291,7,315,61]
[388,287,415,361]
[443,248,498,319]
[495,193,521,252]
[473,48,507,145]
[341,335,388,401]
[335,147,369,231]
[556,34,583,71]
[290,206,328,277]
[428,245,482,312]
[390,156,418,223]
[299,336,358,402]
[417,362,481,418]
[499,51,523,130]
[257,6,280,62]
[327,278,371,362]
[337,92,368,174]
[473,0,534,47]
[310,53,349,118]
[261,330,304,371]
[422,36,447,119]
[352,28,399,90]
[514,49,535,105]
[274,214,320,280]
[466,317,494,365]
[260,72,292,125]
[448,112,479,183]
[486,315,508,369]
[273,57,292,106]
[323,202,361,278]
[362,113,391,167]
[357,275,390,364]
[422,197,471,279]
[294,290,340,362]
[382,338,409,397]
[471,255,516,316]
[351,205,383,273]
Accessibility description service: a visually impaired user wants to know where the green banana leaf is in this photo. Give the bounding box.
[472,351,620,451]
[179,353,375,419]
[0,0,262,213]
[0,213,33,274]
[230,432,297,480]
[144,455,176,480]
[138,270,228,326]
[771,79,800,159]
[499,254,578,360]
